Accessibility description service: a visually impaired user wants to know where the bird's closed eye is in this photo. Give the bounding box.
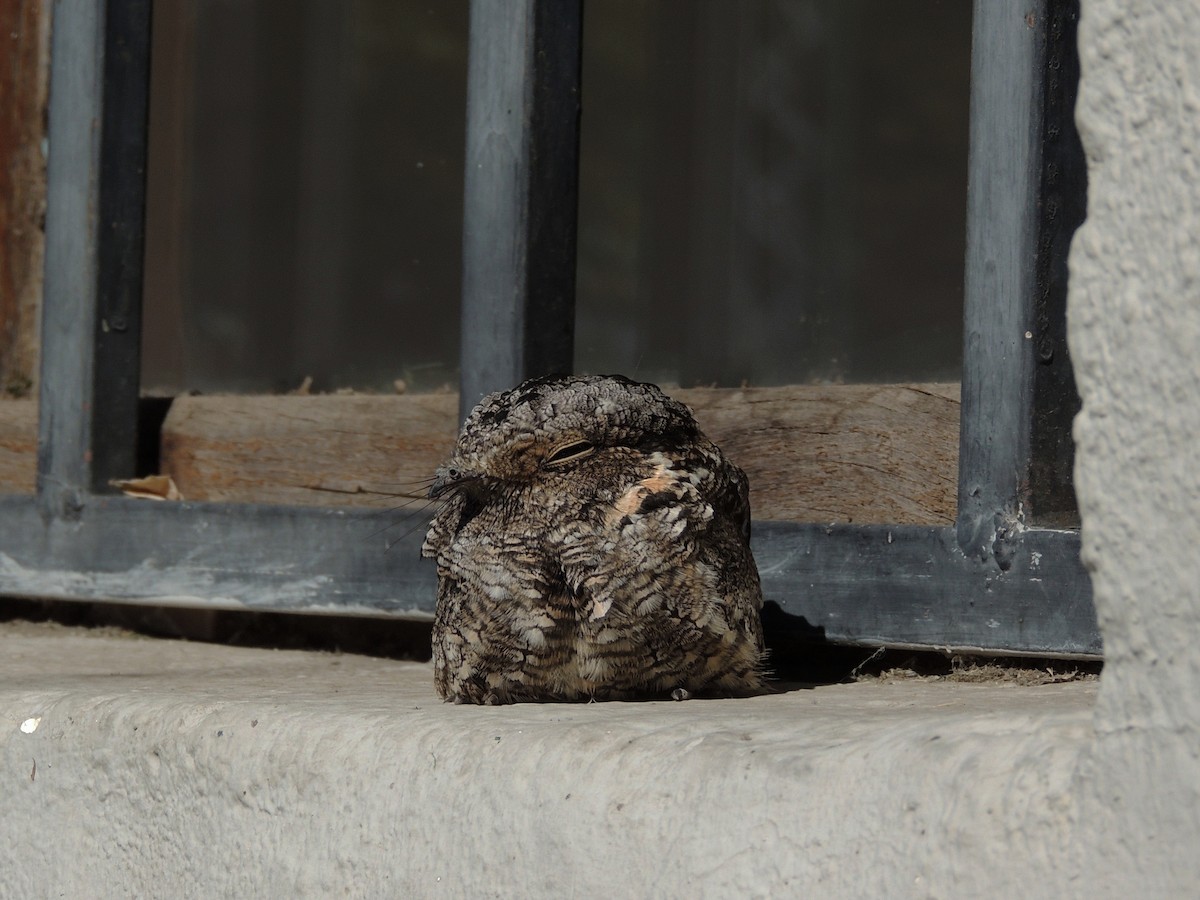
[543,440,596,468]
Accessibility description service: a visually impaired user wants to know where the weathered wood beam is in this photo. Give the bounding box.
[0,0,50,397]
[146,384,960,524]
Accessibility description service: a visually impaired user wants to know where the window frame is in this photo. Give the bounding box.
[0,0,1098,658]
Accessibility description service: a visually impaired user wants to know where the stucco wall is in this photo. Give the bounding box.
[1070,0,1200,892]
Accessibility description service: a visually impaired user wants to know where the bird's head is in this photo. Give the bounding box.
[427,374,700,502]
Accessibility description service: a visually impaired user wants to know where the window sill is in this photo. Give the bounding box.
[0,622,1097,895]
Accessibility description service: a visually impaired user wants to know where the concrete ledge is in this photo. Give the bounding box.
[1,623,1097,897]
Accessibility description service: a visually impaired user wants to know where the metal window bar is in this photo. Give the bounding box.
[0,0,1098,658]
[459,0,582,419]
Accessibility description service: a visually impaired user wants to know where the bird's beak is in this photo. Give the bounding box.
[428,467,478,500]
[428,475,454,500]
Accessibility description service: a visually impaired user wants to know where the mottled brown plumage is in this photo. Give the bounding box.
[421,374,766,704]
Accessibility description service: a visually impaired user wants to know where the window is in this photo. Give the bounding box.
[0,0,1096,659]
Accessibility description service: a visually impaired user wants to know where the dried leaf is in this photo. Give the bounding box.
[110,474,184,501]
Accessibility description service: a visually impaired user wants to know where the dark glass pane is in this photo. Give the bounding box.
[143,0,468,394]
[576,0,972,386]
[143,0,970,393]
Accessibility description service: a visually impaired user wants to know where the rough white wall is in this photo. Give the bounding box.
[1070,0,1200,893]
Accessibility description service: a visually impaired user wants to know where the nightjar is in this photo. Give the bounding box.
[421,374,766,704]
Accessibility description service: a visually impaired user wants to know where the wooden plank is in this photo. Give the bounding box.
[0,0,49,397]
[161,392,460,508]
[683,383,959,524]
[158,383,959,524]
[0,398,36,493]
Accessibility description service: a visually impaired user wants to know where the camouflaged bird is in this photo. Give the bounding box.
[421,374,766,704]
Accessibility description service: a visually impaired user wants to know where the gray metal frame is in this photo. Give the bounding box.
[460,0,582,420]
[0,0,1099,658]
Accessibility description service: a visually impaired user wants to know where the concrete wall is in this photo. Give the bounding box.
[1070,0,1200,892]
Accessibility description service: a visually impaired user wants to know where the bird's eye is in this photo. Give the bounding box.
[544,440,595,468]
